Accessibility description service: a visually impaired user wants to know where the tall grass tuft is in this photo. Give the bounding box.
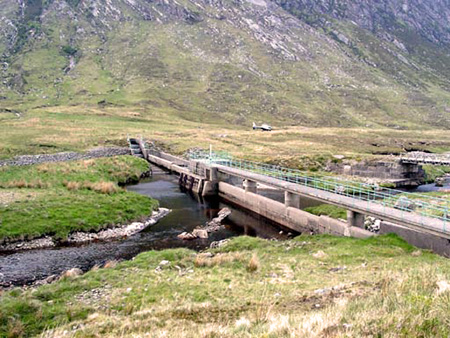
[2,179,48,189]
[64,181,81,191]
[86,181,119,194]
[247,254,260,272]
[194,252,245,267]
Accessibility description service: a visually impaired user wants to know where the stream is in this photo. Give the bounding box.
[0,171,291,287]
[2,169,445,287]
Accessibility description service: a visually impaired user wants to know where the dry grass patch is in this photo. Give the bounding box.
[247,254,260,272]
[1,179,48,189]
[0,189,41,206]
[86,181,119,194]
[104,260,118,269]
[63,180,119,194]
[64,181,81,191]
[194,252,247,267]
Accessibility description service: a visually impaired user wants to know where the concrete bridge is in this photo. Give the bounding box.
[133,140,450,255]
[213,164,448,239]
[400,152,450,166]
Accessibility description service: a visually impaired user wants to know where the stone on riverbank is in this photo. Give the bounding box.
[178,208,231,240]
[0,236,55,252]
[66,208,170,244]
[177,232,197,240]
[192,229,208,239]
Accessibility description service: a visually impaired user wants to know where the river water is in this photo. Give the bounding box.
[3,170,445,287]
[408,181,449,193]
[0,172,290,287]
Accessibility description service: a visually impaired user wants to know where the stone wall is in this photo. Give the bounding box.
[0,147,130,167]
[326,160,425,185]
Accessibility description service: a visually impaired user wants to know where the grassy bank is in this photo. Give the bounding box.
[0,235,449,337]
[304,204,347,220]
[0,156,158,242]
[423,165,450,183]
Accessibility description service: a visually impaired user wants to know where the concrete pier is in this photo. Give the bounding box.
[243,179,257,193]
[347,210,365,228]
[285,191,300,209]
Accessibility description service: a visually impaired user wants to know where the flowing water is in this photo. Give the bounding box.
[408,180,450,193]
[0,172,291,287]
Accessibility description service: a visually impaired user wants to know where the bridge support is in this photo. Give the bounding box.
[347,210,365,228]
[243,179,257,193]
[202,167,219,197]
[285,191,300,209]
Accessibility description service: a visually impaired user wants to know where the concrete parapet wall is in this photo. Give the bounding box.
[380,221,450,257]
[318,216,350,236]
[218,182,374,238]
[349,226,374,239]
[160,153,189,166]
[148,155,174,169]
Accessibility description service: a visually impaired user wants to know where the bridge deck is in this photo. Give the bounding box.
[216,165,449,239]
[400,153,450,166]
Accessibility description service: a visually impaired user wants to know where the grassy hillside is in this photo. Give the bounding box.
[0,0,449,131]
[1,235,449,337]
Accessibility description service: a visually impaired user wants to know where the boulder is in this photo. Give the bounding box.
[213,208,231,223]
[177,232,197,240]
[192,229,208,239]
[435,177,445,187]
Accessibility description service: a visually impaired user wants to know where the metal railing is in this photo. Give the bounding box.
[189,150,449,232]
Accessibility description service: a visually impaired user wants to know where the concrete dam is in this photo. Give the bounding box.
[129,138,450,256]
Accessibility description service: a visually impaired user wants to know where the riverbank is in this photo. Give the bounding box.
[0,156,159,245]
[0,172,291,287]
[0,208,170,252]
[1,234,449,337]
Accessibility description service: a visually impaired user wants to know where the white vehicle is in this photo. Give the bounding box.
[252,122,272,131]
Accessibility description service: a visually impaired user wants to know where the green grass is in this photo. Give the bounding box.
[422,165,450,183]
[304,204,347,219]
[0,156,157,241]
[0,155,150,187]
[0,189,156,240]
[1,235,449,337]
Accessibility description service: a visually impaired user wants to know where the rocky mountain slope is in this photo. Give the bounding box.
[0,0,449,128]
